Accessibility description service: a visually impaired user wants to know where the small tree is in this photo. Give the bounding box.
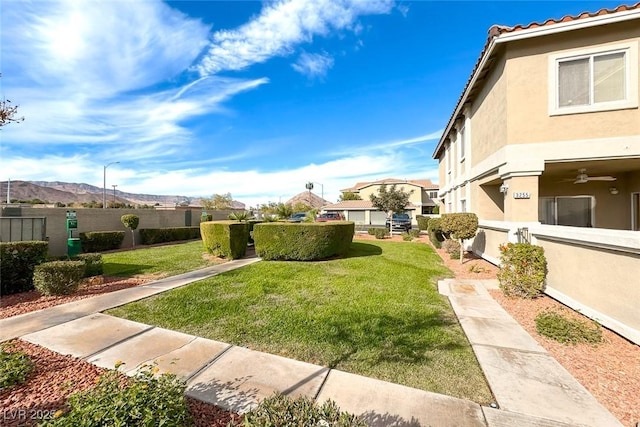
[0,74,24,128]
[369,184,413,234]
[201,193,233,210]
[339,192,362,201]
[275,203,294,219]
[440,213,478,263]
[120,214,140,247]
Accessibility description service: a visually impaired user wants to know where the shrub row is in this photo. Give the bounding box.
[200,221,250,259]
[139,227,200,245]
[0,241,49,295]
[34,260,85,296]
[254,222,354,261]
[79,231,125,253]
[416,215,430,231]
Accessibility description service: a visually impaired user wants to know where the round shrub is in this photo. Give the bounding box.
[416,215,430,231]
[74,253,103,277]
[254,222,354,261]
[373,228,388,239]
[498,243,547,298]
[367,228,377,235]
[33,260,85,295]
[401,232,413,241]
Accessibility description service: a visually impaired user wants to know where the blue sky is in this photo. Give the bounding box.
[0,0,627,207]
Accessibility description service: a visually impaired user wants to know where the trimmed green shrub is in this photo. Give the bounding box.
[0,241,49,295]
[416,215,430,231]
[498,243,547,298]
[0,343,34,390]
[409,229,421,238]
[367,227,377,235]
[401,232,413,241]
[79,231,125,252]
[373,228,388,239]
[442,239,461,258]
[254,222,354,261]
[427,217,446,249]
[440,213,479,263]
[535,310,602,345]
[236,394,366,427]
[139,227,200,245]
[33,260,85,295]
[43,363,190,426]
[121,214,140,247]
[200,221,249,259]
[74,253,103,277]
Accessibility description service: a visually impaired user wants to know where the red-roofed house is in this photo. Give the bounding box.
[432,3,640,344]
[323,178,439,226]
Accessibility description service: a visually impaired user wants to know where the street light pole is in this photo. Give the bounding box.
[103,161,120,209]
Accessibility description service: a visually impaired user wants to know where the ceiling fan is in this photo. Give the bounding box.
[563,168,617,184]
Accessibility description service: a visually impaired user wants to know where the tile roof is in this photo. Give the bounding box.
[340,178,438,192]
[433,2,640,158]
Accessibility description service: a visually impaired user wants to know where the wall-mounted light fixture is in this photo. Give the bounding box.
[609,186,619,195]
[499,183,509,194]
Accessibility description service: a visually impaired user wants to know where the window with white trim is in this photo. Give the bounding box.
[460,199,467,213]
[446,145,451,184]
[549,42,638,115]
[459,126,466,162]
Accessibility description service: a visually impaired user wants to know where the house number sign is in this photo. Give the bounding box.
[513,192,531,199]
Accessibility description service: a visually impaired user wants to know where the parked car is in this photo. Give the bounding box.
[386,213,412,232]
[288,212,308,222]
[316,212,344,222]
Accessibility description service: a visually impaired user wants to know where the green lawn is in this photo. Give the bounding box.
[107,240,493,403]
[102,240,221,278]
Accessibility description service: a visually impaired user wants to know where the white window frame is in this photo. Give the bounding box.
[459,126,466,163]
[548,41,638,116]
[460,199,467,213]
[446,145,452,184]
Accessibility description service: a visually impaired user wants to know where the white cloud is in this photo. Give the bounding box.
[196,0,394,75]
[331,129,444,157]
[292,52,335,79]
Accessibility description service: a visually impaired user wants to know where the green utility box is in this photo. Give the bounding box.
[67,238,81,256]
[66,210,81,256]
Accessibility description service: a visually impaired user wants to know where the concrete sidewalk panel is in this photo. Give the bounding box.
[21,313,151,358]
[186,346,329,413]
[0,287,159,342]
[152,337,231,379]
[316,370,486,427]
[87,326,196,372]
[459,316,546,352]
[482,407,578,427]
[475,345,622,426]
[448,295,513,320]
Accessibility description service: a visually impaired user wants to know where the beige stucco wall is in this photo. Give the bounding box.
[2,207,230,256]
[469,52,508,167]
[503,176,540,222]
[473,179,505,221]
[471,226,508,263]
[505,21,640,145]
[537,237,640,336]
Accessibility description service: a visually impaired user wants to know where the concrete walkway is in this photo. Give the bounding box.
[1,262,622,426]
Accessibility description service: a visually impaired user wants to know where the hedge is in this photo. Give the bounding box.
[73,253,103,277]
[427,218,446,249]
[0,241,49,295]
[253,222,355,261]
[33,260,85,295]
[79,231,125,253]
[416,215,430,231]
[139,227,201,245]
[200,221,250,259]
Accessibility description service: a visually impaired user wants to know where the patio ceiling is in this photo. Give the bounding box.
[542,158,640,180]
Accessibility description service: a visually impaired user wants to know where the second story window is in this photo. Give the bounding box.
[550,42,637,115]
[459,126,466,162]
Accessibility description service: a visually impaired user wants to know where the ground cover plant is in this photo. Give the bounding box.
[102,240,222,278]
[109,240,493,403]
[0,343,34,390]
[535,309,603,345]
